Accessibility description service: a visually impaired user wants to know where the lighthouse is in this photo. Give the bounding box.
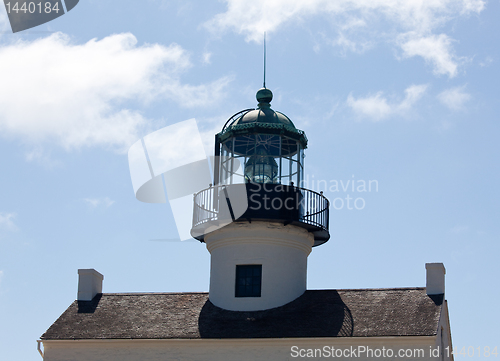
[191,87,330,311]
[40,88,453,361]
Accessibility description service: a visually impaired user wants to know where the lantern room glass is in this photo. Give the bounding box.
[219,134,304,187]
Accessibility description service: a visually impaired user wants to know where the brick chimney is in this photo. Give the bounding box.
[77,269,103,301]
[425,263,445,295]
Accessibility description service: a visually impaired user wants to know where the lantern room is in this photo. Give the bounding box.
[214,88,307,187]
[192,87,330,247]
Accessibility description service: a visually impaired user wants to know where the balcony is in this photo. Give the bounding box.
[191,183,330,246]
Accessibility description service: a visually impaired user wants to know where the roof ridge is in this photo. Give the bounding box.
[98,292,209,296]
[308,287,426,292]
[94,288,426,297]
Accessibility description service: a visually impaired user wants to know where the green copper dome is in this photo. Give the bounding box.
[217,88,307,148]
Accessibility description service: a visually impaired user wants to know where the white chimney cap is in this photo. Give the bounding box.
[77,269,104,301]
[425,263,445,295]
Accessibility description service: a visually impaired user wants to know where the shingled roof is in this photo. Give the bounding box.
[41,288,443,340]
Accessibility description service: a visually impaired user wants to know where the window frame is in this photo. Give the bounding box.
[235,264,262,298]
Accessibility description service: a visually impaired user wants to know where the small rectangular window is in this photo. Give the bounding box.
[235,265,262,297]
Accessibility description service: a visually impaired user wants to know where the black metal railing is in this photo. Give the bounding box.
[299,186,330,231]
[192,184,329,241]
[192,185,219,227]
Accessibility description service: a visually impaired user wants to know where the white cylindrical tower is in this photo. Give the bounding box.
[206,221,313,311]
[191,88,330,311]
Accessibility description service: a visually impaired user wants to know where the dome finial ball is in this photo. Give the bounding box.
[256,88,273,104]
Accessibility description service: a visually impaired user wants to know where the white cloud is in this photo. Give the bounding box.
[438,86,471,110]
[347,84,427,121]
[398,33,461,77]
[479,56,493,67]
[347,92,392,121]
[0,213,17,231]
[0,33,231,152]
[84,197,115,208]
[206,0,485,77]
[202,52,212,64]
[25,148,63,168]
[332,32,373,55]
[399,84,429,109]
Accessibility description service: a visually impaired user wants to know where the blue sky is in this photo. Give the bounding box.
[0,0,498,359]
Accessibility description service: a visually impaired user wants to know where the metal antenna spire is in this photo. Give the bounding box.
[263,32,266,89]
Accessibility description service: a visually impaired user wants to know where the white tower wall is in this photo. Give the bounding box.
[205,221,314,311]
